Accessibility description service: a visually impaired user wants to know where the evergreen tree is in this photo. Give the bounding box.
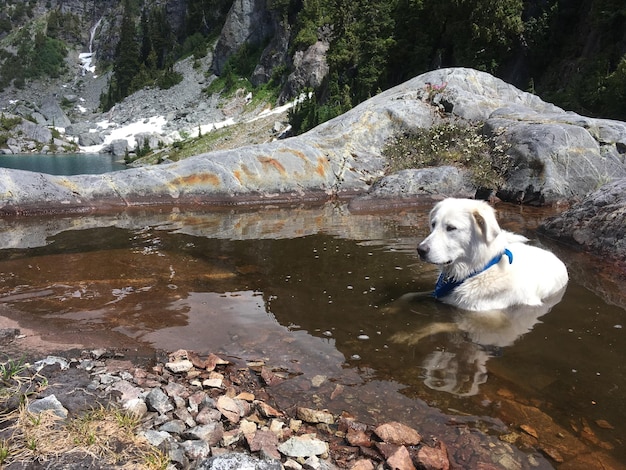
[112,0,140,100]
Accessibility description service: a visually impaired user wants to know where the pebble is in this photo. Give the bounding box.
[25,348,456,469]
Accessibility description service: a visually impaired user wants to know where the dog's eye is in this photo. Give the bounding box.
[446,224,457,232]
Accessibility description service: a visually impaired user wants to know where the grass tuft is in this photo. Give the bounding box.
[0,356,168,469]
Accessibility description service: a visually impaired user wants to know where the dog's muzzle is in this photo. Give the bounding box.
[417,243,429,261]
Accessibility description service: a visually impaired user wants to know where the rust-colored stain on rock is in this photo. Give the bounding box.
[316,157,327,177]
[276,147,308,161]
[173,173,221,187]
[234,164,256,184]
[258,156,286,174]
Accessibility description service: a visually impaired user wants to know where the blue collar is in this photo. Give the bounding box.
[433,248,513,299]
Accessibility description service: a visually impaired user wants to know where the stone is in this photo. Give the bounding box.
[188,391,209,413]
[346,428,372,448]
[4,68,626,229]
[278,434,329,458]
[165,359,194,373]
[240,418,257,436]
[386,445,416,470]
[180,440,211,460]
[260,366,285,386]
[365,167,475,201]
[416,442,449,470]
[122,398,148,417]
[216,395,244,423]
[204,353,230,371]
[236,392,255,402]
[222,429,242,446]
[174,407,197,427]
[212,0,274,75]
[108,379,144,402]
[284,459,303,470]
[164,380,190,399]
[182,422,224,445]
[311,375,326,388]
[247,429,279,452]
[33,356,69,371]
[374,422,422,446]
[141,429,172,447]
[203,377,224,388]
[27,394,68,419]
[257,401,282,418]
[197,452,282,470]
[196,406,222,424]
[297,407,334,425]
[108,139,130,157]
[159,419,187,434]
[39,95,71,128]
[540,178,626,261]
[145,388,174,414]
[349,460,375,470]
[268,419,285,439]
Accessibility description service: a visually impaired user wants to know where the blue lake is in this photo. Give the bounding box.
[0,153,126,175]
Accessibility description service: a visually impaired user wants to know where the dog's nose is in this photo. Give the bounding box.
[417,244,428,259]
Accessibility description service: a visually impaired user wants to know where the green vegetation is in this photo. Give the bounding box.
[2,0,626,130]
[383,121,512,190]
[0,7,68,90]
[287,0,626,131]
[0,354,168,469]
[0,113,21,131]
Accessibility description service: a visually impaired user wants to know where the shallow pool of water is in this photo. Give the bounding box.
[0,153,126,175]
[0,202,624,467]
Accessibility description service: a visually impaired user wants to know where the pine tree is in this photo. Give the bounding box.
[112,0,140,99]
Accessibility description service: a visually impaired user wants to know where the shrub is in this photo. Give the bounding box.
[0,114,22,131]
[382,122,512,190]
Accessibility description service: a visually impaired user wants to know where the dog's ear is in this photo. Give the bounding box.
[472,207,501,243]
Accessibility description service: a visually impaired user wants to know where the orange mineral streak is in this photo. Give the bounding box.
[276,147,308,161]
[257,156,286,175]
[315,156,327,177]
[172,173,221,187]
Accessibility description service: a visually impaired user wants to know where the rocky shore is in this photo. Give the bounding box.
[2,343,453,470]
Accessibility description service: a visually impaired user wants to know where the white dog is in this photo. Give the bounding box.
[417,198,568,311]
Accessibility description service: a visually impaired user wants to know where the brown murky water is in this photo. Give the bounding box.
[0,202,624,468]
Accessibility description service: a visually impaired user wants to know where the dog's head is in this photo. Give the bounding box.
[417,198,502,269]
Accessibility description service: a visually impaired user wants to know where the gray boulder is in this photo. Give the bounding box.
[1,68,625,215]
[539,178,626,261]
[17,119,53,144]
[107,139,130,157]
[485,107,626,204]
[78,131,104,147]
[39,95,72,128]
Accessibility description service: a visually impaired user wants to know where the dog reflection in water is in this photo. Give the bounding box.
[391,289,565,396]
[391,198,568,396]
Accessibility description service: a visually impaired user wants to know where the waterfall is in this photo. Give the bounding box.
[79,17,103,77]
[88,17,102,54]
